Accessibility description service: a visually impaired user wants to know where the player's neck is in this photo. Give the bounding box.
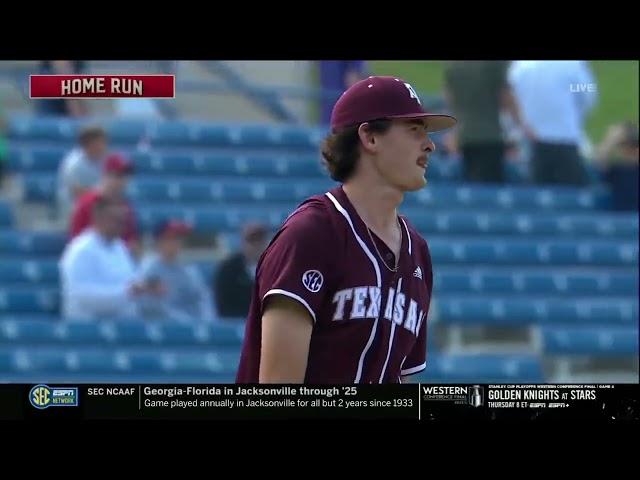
[342,180,402,233]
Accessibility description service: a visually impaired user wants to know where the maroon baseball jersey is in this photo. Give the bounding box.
[236,185,433,384]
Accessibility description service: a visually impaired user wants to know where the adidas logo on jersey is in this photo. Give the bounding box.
[413,266,423,280]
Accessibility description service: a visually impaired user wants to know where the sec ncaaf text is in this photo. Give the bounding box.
[88,387,136,396]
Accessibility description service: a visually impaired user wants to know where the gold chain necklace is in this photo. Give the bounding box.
[366,217,401,273]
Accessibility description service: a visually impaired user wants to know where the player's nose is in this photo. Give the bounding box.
[423,134,436,154]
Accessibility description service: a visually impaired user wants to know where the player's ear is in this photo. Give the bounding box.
[358,122,378,153]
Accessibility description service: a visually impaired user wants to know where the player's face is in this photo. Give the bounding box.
[158,235,184,261]
[372,119,435,191]
[104,173,129,196]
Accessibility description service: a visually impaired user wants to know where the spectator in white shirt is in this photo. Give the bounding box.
[59,195,160,320]
[57,125,108,221]
[508,61,597,185]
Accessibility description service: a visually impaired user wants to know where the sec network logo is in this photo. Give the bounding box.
[29,384,79,410]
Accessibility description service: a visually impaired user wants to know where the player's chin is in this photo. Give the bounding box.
[401,175,427,192]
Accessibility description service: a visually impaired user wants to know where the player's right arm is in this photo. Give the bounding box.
[260,295,314,383]
[253,199,339,384]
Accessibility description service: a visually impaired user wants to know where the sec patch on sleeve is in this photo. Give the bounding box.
[302,270,324,292]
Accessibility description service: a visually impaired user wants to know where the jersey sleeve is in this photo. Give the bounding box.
[401,240,433,377]
[257,201,338,324]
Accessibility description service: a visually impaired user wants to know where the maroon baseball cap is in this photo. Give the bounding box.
[154,220,192,239]
[103,153,134,175]
[330,76,457,133]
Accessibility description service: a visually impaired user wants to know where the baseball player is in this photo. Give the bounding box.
[236,76,457,384]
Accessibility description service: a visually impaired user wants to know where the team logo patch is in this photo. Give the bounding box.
[302,270,324,293]
[29,384,79,409]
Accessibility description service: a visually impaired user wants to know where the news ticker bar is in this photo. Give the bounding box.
[1,384,637,421]
[30,75,175,99]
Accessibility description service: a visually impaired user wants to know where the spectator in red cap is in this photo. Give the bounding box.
[68,152,140,258]
[137,220,214,322]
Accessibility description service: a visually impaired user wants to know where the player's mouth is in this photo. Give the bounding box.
[417,156,428,169]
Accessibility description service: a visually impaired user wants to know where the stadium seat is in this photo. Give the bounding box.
[427,239,638,266]
[436,297,638,326]
[106,120,148,144]
[196,124,235,147]
[128,352,164,373]
[0,289,59,314]
[0,231,66,256]
[0,351,13,371]
[19,350,67,372]
[149,121,193,146]
[72,351,121,373]
[64,322,109,345]
[0,320,57,344]
[0,204,13,228]
[542,326,639,356]
[419,354,544,383]
[6,147,66,173]
[0,260,58,286]
[7,117,77,142]
[23,176,56,202]
[434,269,638,296]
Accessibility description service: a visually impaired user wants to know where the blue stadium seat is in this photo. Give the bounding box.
[128,352,164,373]
[0,351,13,371]
[23,176,56,202]
[280,125,320,148]
[64,323,109,345]
[6,148,66,173]
[150,121,193,146]
[437,298,536,326]
[542,327,639,356]
[22,351,67,372]
[7,117,77,142]
[434,269,638,296]
[0,260,58,285]
[0,289,59,314]
[196,124,234,147]
[428,239,638,266]
[0,232,66,256]
[169,352,223,374]
[0,320,57,344]
[437,297,637,326]
[419,354,544,383]
[113,322,156,345]
[0,203,13,228]
[543,299,638,326]
[238,125,279,148]
[106,120,147,144]
[73,351,120,373]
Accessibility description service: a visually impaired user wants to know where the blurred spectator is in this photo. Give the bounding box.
[595,122,639,211]
[60,196,152,321]
[138,220,214,323]
[68,153,140,258]
[319,61,367,125]
[508,61,597,185]
[444,61,525,183]
[57,125,108,220]
[214,222,269,319]
[35,61,89,118]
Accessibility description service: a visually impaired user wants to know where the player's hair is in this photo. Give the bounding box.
[78,125,107,146]
[321,119,392,182]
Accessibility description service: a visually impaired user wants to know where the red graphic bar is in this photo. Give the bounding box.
[30,75,175,98]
